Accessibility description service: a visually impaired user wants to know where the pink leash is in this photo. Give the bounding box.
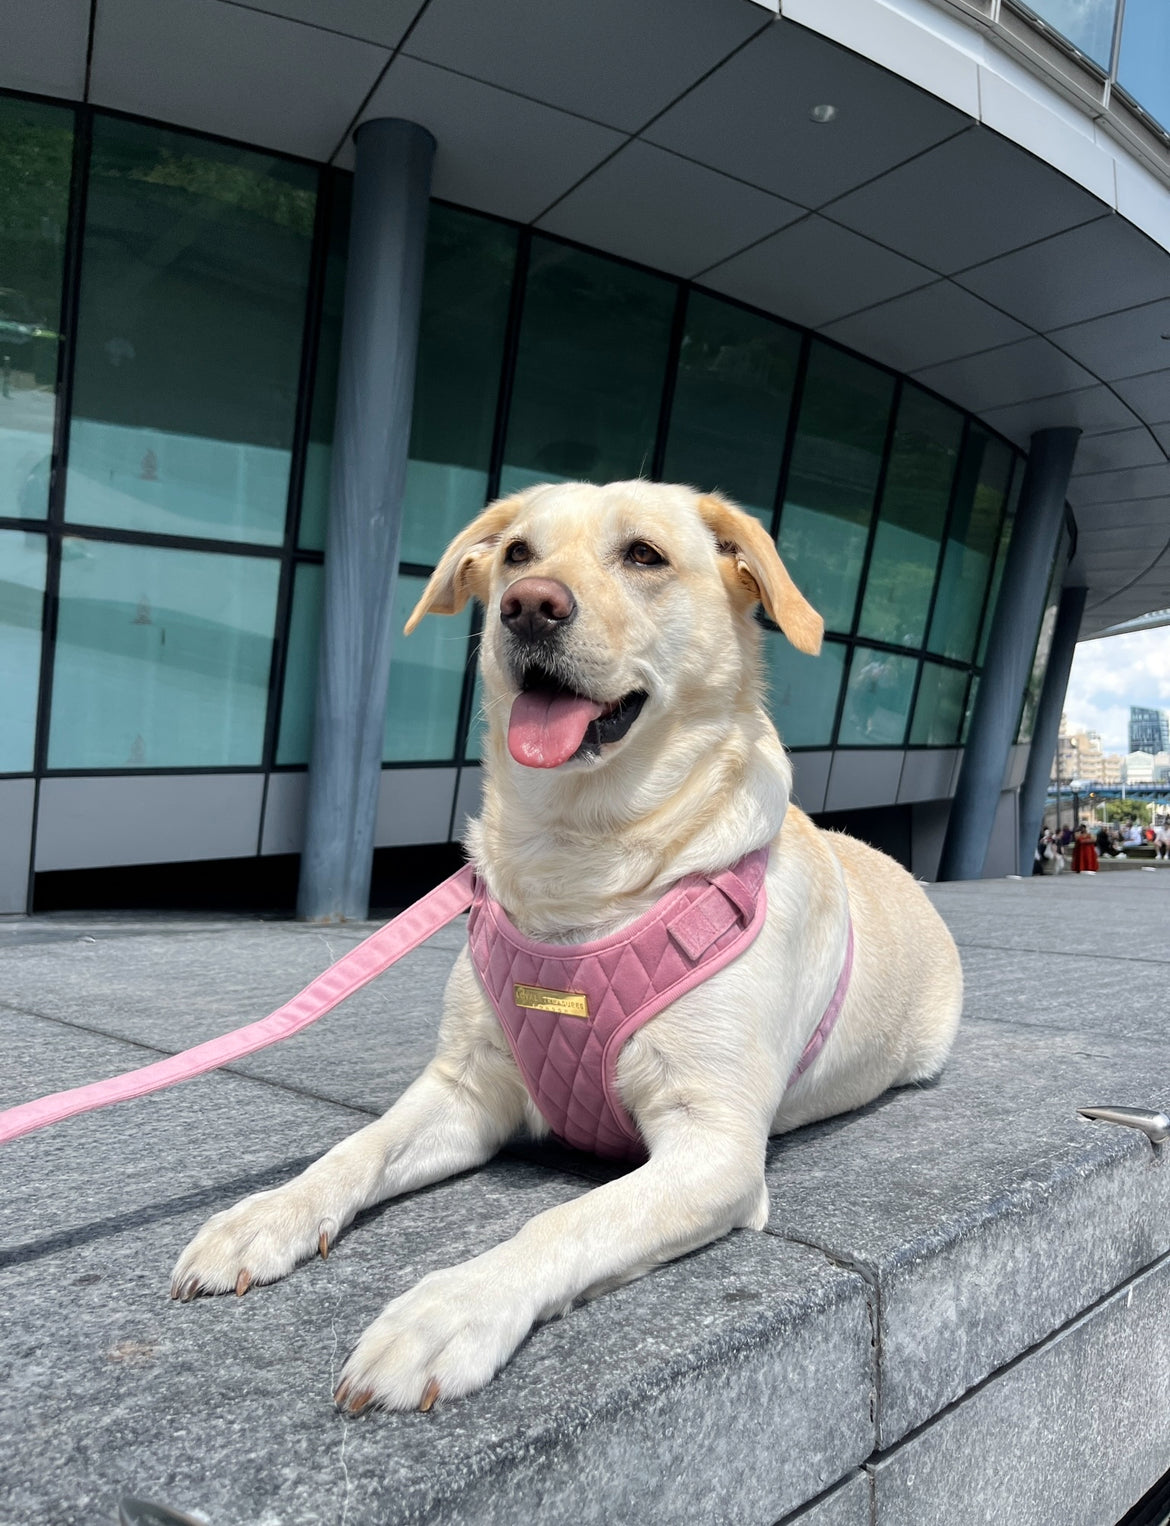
[0,865,477,1146]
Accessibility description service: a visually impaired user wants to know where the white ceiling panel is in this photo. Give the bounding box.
[697,215,934,330]
[1066,463,1170,507]
[1049,299,1170,384]
[824,126,1107,276]
[0,0,89,100]
[978,386,1143,446]
[230,0,419,48]
[536,141,803,280]
[402,0,767,134]
[1070,428,1166,475]
[643,20,967,209]
[89,0,389,160]
[1111,371,1170,426]
[954,216,1170,332]
[820,280,1029,374]
[347,56,625,223]
[912,336,1096,414]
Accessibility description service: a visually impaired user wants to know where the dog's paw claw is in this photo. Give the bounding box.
[319,1230,330,1260]
[418,1378,441,1412]
[235,1268,252,1297]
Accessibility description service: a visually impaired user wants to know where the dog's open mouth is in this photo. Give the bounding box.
[508,667,647,769]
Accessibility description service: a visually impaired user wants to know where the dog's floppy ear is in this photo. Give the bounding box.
[696,493,823,655]
[404,495,527,634]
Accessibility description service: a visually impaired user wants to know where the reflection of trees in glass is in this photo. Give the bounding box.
[839,646,917,746]
[0,99,72,389]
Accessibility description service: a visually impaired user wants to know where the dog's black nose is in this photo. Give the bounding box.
[500,577,577,643]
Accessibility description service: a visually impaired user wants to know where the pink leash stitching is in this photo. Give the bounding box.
[0,865,477,1146]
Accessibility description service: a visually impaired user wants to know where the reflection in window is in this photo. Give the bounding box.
[927,430,1013,664]
[857,386,963,650]
[976,459,1022,665]
[1117,0,1170,132]
[66,117,316,545]
[910,661,968,747]
[837,646,918,747]
[277,563,472,765]
[662,293,799,525]
[776,344,894,635]
[300,200,517,561]
[762,633,846,748]
[0,530,47,771]
[0,97,72,521]
[1022,0,1117,68]
[1017,553,1065,743]
[499,239,675,495]
[49,537,279,767]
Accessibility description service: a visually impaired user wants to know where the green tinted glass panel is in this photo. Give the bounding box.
[49,538,279,767]
[976,458,1022,665]
[0,529,47,771]
[499,239,674,493]
[857,386,963,649]
[776,343,894,635]
[465,667,486,762]
[910,661,968,746]
[837,646,918,747]
[66,117,315,544]
[402,208,516,565]
[0,97,72,519]
[762,634,846,748]
[277,563,472,764]
[300,200,517,562]
[299,176,350,552]
[927,430,1012,663]
[661,293,799,525]
[1017,550,1065,744]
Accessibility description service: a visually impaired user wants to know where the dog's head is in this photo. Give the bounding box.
[405,480,822,774]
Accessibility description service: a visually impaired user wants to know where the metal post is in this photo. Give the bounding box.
[297,119,435,922]
[937,428,1080,881]
[1017,584,1087,871]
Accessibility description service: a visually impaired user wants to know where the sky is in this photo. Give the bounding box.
[1063,626,1170,753]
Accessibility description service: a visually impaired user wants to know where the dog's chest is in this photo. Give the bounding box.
[466,851,770,1160]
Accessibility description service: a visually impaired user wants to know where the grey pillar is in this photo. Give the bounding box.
[937,428,1080,882]
[297,119,435,922]
[1017,583,1088,870]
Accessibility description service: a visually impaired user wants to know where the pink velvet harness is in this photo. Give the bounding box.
[468,849,854,1162]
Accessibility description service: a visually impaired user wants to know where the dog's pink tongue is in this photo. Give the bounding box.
[508,690,606,768]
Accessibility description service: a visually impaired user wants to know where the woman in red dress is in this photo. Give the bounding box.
[1072,823,1099,874]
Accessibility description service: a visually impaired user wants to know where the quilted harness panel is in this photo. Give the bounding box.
[468,850,771,1161]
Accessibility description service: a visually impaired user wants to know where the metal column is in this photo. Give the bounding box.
[297,119,435,922]
[1016,583,1088,870]
[937,427,1080,882]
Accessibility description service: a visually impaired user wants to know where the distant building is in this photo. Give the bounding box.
[1129,707,1170,755]
[1123,752,1156,785]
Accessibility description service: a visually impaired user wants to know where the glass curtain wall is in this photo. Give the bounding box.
[0,90,1029,798]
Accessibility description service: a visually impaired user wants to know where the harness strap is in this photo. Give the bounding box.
[0,865,477,1146]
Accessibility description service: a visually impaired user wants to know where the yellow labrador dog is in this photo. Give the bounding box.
[171,480,962,1412]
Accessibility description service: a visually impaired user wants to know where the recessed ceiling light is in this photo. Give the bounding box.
[809,103,838,123]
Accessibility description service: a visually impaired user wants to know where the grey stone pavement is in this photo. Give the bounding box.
[1,863,1169,1526]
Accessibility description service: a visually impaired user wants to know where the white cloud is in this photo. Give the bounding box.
[1064,627,1170,752]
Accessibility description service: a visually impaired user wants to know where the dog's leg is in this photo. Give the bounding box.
[333,1111,768,1412]
[170,956,528,1300]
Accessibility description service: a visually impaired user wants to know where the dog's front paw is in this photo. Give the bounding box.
[170,1185,335,1301]
[334,1261,534,1413]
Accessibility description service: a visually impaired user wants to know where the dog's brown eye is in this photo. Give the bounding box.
[504,541,532,565]
[627,541,667,567]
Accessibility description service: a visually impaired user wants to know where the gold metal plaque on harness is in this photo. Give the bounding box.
[513,983,590,1019]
